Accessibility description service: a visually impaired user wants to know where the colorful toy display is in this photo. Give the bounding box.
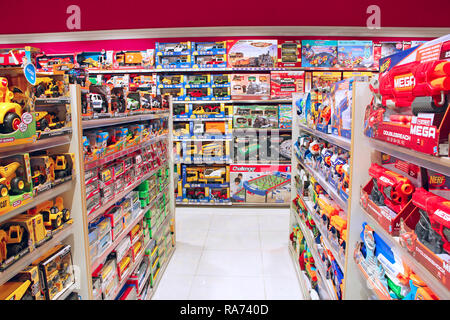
[337,40,374,69]
[227,40,277,68]
[278,40,302,68]
[270,71,305,99]
[301,40,338,68]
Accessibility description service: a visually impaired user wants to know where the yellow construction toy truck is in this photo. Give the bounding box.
[0,161,25,197]
[35,111,64,131]
[49,155,72,180]
[30,196,70,230]
[0,77,23,134]
[34,77,64,98]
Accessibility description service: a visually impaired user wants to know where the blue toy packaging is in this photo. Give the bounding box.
[294,92,309,126]
[211,74,231,87]
[278,104,292,129]
[330,78,354,139]
[301,40,338,68]
[337,40,374,69]
[191,41,227,55]
[155,42,191,56]
[155,55,191,69]
[192,54,227,68]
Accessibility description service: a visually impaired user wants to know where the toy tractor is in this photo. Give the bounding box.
[0,223,29,258]
[34,77,64,98]
[31,196,70,229]
[0,77,23,134]
[50,156,71,179]
[35,111,64,131]
[0,162,25,197]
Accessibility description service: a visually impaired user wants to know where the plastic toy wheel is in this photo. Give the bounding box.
[10,177,25,194]
[52,215,62,229]
[62,209,71,222]
[37,118,48,130]
[0,185,8,197]
[3,112,21,133]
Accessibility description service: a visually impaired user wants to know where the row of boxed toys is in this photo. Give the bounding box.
[156,71,305,100]
[0,244,75,300]
[30,39,428,73]
[84,138,168,217]
[173,118,232,140]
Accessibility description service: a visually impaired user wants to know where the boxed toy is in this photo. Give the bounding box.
[159,87,185,101]
[0,47,41,68]
[0,71,36,148]
[330,78,354,139]
[155,42,191,56]
[192,41,226,55]
[192,54,227,68]
[301,40,338,68]
[184,74,210,88]
[0,154,33,215]
[185,87,210,101]
[89,85,111,117]
[227,40,278,68]
[306,72,342,91]
[36,53,75,73]
[114,50,154,69]
[76,51,114,70]
[30,155,53,195]
[211,87,231,100]
[230,164,291,204]
[233,104,278,129]
[157,74,184,88]
[278,104,292,129]
[211,74,230,87]
[372,41,409,69]
[156,55,191,69]
[342,71,373,79]
[363,34,450,157]
[337,40,374,69]
[293,92,308,126]
[277,40,301,68]
[35,101,71,139]
[270,71,305,99]
[231,74,270,99]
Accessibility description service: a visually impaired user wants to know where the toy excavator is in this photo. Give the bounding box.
[34,77,64,98]
[0,223,29,259]
[29,196,70,229]
[35,111,64,131]
[0,162,25,197]
[0,77,23,134]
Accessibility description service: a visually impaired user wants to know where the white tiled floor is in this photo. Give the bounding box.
[152,207,303,300]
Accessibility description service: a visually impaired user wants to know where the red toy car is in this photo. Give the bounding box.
[206,57,224,65]
[188,89,205,98]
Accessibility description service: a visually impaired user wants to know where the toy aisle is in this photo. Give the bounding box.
[0,1,449,304]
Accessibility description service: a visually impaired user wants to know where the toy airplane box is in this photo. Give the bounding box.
[337,40,374,69]
[301,40,338,68]
[227,40,278,68]
[363,34,450,157]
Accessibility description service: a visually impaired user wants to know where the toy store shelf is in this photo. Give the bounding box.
[232,128,292,133]
[298,124,351,151]
[369,139,450,177]
[288,244,311,300]
[0,223,73,287]
[296,157,348,212]
[173,117,233,122]
[0,134,72,159]
[37,127,73,140]
[0,180,74,224]
[87,67,301,74]
[360,207,450,300]
[146,245,175,300]
[35,97,71,105]
[82,113,170,129]
[291,208,338,300]
[232,202,289,208]
[151,213,172,240]
[87,165,163,223]
[172,99,292,104]
[303,198,345,270]
[84,134,168,170]
[54,282,77,300]
[173,138,232,142]
[176,201,232,206]
[91,208,147,272]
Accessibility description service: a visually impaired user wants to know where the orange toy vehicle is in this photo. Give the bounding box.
[0,77,23,134]
[0,162,25,197]
[29,196,70,229]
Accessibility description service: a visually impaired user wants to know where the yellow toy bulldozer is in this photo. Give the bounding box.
[35,111,64,131]
[0,77,23,134]
[31,196,70,230]
[49,155,71,179]
[0,161,25,197]
[0,223,29,259]
[34,77,64,98]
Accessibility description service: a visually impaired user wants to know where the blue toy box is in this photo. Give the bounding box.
[337,40,374,69]
[301,40,338,68]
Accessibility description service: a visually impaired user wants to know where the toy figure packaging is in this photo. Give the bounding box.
[301,40,338,68]
[337,40,374,69]
[227,40,278,68]
[330,78,354,139]
[230,164,291,204]
[277,40,301,68]
[270,71,305,99]
[230,74,270,100]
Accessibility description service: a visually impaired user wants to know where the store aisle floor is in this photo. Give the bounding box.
[152,207,303,300]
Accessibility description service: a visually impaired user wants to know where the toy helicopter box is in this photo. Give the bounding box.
[277,40,301,68]
[337,40,374,69]
[364,34,450,157]
[230,164,291,204]
[227,40,278,68]
[301,40,338,68]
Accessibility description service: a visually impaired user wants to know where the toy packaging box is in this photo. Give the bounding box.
[159,87,185,101]
[330,78,354,139]
[157,74,184,88]
[293,92,308,125]
[192,54,227,68]
[0,70,37,148]
[211,74,231,87]
[277,40,301,68]
[301,40,338,68]
[278,104,292,129]
[233,105,278,129]
[270,71,305,99]
[372,41,412,69]
[305,71,342,91]
[76,51,114,70]
[227,40,278,68]
[191,41,227,55]
[337,40,374,69]
[230,74,270,100]
[155,55,191,69]
[211,87,231,100]
[184,87,211,101]
[364,34,450,157]
[155,42,191,56]
[184,74,210,88]
[230,164,291,204]
[113,50,154,69]
[36,53,75,73]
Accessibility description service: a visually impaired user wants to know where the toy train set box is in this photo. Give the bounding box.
[270,71,305,99]
[230,164,291,204]
[277,40,301,68]
[227,40,278,68]
[363,34,450,157]
[230,74,270,100]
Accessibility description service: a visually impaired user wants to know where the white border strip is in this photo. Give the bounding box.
[0,26,449,44]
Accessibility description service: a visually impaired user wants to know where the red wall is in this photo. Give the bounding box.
[1,0,449,35]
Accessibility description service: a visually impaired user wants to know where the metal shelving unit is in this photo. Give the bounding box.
[0,134,71,159]
[82,113,170,130]
[298,124,351,151]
